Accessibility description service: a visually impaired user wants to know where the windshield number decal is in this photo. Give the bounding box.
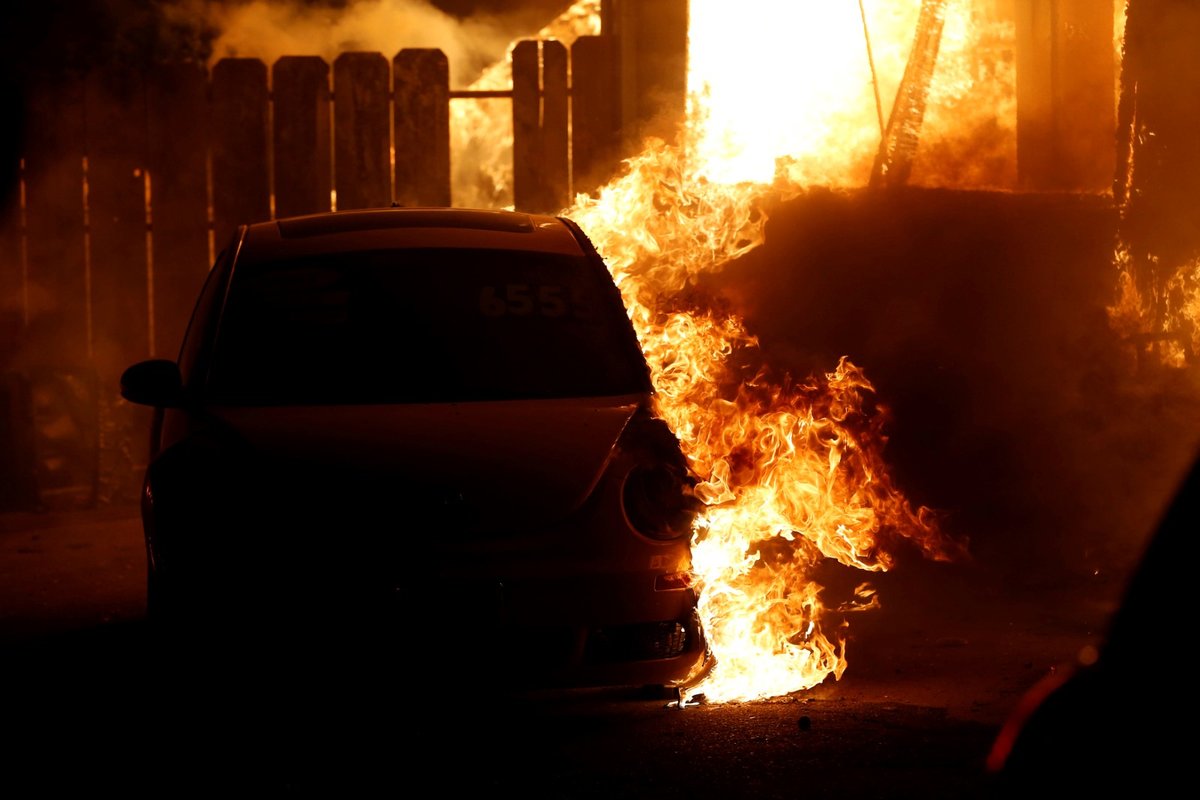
[480,284,568,318]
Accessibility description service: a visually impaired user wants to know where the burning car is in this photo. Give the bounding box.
[120,207,708,689]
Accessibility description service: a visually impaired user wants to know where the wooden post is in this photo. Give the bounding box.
[1015,0,1115,192]
[334,53,391,210]
[273,56,332,219]
[211,59,270,248]
[147,63,210,359]
[571,36,620,197]
[394,49,450,208]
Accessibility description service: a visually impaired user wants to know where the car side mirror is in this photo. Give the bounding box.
[120,359,186,408]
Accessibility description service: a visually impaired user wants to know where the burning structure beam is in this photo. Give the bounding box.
[1112,0,1200,362]
[869,0,948,189]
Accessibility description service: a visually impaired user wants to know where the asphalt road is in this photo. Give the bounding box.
[0,507,1119,797]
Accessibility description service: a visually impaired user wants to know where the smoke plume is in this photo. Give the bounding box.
[178,0,527,87]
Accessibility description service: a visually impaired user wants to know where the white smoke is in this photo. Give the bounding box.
[167,0,523,87]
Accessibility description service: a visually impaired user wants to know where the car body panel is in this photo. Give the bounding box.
[206,395,642,531]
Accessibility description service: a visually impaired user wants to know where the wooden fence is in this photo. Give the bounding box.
[0,37,621,509]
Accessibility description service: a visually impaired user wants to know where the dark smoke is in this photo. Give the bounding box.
[3,1,214,76]
[701,182,1200,595]
[2,1,214,211]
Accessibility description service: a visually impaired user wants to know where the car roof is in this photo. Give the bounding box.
[238,207,586,259]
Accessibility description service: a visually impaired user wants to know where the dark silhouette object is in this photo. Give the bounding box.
[988,451,1197,793]
[1116,0,1200,352]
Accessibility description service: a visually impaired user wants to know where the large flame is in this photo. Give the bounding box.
[565,0,975,703]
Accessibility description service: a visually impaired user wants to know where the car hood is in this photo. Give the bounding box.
[207,394,644,532]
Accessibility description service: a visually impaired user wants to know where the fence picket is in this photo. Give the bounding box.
[394,49,450,208]
[334,53,391,210]
[274,57,332,219]
[512,41,541,213]
[211,58,270,248]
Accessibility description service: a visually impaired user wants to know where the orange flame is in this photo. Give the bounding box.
[566,0,976,702]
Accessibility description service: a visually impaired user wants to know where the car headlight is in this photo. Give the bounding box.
[622,462,701,541]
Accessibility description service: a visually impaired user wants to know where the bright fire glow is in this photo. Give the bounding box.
[450,0,1023,205]
[566,0,971,703]
[687,2,890,186]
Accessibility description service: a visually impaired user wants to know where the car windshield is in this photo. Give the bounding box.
[205,247,650,405]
